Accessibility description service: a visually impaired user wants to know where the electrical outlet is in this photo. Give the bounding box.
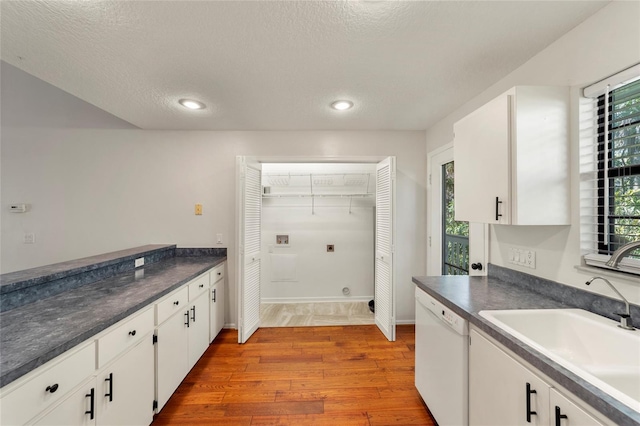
[23,233,35,244]
[195,203,203,215]
[525,250,536,269]
[135,257,145,268]
[508,247,536,269]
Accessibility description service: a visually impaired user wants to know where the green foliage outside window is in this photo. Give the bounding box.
[444,162,469,237]
[607,79,640,253]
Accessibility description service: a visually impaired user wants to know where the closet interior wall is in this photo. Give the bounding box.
[260,163,376,304]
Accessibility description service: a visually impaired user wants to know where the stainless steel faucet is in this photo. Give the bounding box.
[585,276,635,330]
[606,240,640,269]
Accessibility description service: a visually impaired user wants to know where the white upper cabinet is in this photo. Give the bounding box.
[454,86,570,225]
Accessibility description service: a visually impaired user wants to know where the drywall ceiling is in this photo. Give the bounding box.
[1,1,607,131]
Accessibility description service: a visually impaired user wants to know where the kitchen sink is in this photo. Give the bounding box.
[479,309,640,413]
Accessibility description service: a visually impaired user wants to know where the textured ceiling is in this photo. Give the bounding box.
[1,1,607,131]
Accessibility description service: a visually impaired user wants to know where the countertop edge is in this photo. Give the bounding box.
[0,245,177,293]
[413,276,640,426]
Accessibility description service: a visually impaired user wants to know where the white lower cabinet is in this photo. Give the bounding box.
[469,328,607,426]
[32,337,154,426]
[470,329,550,426]
[155,264,226,412]
[155,300,190,411]
[187,291,210,370]
[209,263,225,342]
[96,336,155,426]
[1,263,226,425]
[550,389,603,426]
[23,308,155,426]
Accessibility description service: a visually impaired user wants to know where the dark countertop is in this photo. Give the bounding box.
[413,275,640,426]
[0,244,175,293]
[0,255,225,388]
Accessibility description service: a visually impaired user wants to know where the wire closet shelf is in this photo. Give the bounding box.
[262,173,375,214]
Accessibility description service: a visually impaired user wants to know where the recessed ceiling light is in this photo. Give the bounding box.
[331,100,354,111]
[179,99,206,110]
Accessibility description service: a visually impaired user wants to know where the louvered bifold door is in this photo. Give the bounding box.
[238,158,262,343]
[375,157,396,341]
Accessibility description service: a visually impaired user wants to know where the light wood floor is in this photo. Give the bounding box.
[152,325,436,426]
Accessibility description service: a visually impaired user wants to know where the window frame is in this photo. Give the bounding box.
[582,69,640,275]
[595,89,640,256]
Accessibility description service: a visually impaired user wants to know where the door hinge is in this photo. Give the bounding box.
[152,334,158,344]
[153,400,158,410]
[428,236,432,247]
[428,174,432,185]
[391,244,395,254]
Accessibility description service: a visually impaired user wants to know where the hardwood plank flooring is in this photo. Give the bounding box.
[152,325,436,426]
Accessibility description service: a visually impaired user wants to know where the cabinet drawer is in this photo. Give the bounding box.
[97,307,154,368]
[156,286,188,325]
[0,342,95,426]
[188,272,210,301]
[211,264,224,284]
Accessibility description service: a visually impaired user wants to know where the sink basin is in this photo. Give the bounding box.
[479,309,640,413]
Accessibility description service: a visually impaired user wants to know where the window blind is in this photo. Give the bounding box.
[580,66,640,274]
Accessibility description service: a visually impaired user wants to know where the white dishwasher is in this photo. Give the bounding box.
[415,286,469,426]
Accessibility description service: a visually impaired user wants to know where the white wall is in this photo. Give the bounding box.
[1,64,427,325]
[260,163,376,302]
[261,206,375,302]
[425,2,640,303]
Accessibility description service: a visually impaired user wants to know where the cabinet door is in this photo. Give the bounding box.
[550,389,604,426]
[469,330,550,426]
[454,93,511,224]
[188,291,210,370]
[31,379,96,426]
[156,310,189,411]
[210,281,224,342]
[97,336,154,426]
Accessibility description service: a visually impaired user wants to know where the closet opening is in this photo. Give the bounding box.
[237,156,396,343]
[260,163,376,327]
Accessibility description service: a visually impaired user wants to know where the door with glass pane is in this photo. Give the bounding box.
[442,161,469,275]
[428,145,487,276]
